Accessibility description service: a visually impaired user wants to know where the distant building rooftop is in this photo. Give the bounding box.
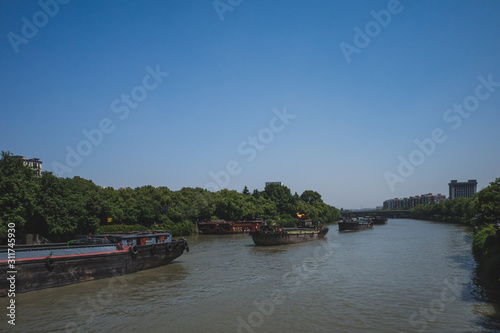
[12,155,43,175]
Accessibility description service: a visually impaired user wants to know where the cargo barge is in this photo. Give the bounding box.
[197,219,262,234]
[338,218,373,231]
[371,216,388,225]
[0,231,188,296]
[250,226,329,246]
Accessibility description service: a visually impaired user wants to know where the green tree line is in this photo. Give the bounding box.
[410,196,477,223]
[0,152,341,242]
[409,178,500,227]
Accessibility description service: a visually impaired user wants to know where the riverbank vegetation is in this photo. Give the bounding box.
[410,178,500,283]
[410,196,477,223]
[0,152,341,241]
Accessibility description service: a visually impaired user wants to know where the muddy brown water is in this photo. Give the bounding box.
[4,219,500,332]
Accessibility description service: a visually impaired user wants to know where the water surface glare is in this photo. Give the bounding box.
[5,219,500,332]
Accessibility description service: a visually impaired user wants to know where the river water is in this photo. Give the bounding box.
[4,219,500,333]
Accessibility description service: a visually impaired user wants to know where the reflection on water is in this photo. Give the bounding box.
[4,219,500,333]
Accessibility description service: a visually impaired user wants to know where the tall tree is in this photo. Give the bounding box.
[300,190,323,205]
[263,183,295,216]
[0,151,39,234]
[475,178,500,226]
[32,174,104,241]
[242,185,250,195]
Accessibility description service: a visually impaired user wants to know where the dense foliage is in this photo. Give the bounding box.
[0,152,341,241]
[471,178,500,283]
[410,196,477,223]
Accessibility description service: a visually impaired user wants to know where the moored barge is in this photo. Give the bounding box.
[371,216,388,225]
[338,218,373,231]
[197,219,262,234]
[0,231,188,296]
[250,226,329,246]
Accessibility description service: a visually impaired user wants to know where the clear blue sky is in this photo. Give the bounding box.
[1,0,499,209]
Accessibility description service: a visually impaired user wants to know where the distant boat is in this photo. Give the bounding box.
[0,231,188,296]
[371,216,388,225]
[197,219,263,235]
[250,226,329,246]
[250,214,328,246]
[338,218,373,231]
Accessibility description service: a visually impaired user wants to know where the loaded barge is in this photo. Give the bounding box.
[250,226,329,246]
[338,218,373,231]
[0,231,188,296]
[250,214,328,246]
[371,216,388,225]
[197,219,263,234]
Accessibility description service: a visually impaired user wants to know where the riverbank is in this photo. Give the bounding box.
[408,178,500,290]
[0,153,340,242]
[473,224,500,288]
